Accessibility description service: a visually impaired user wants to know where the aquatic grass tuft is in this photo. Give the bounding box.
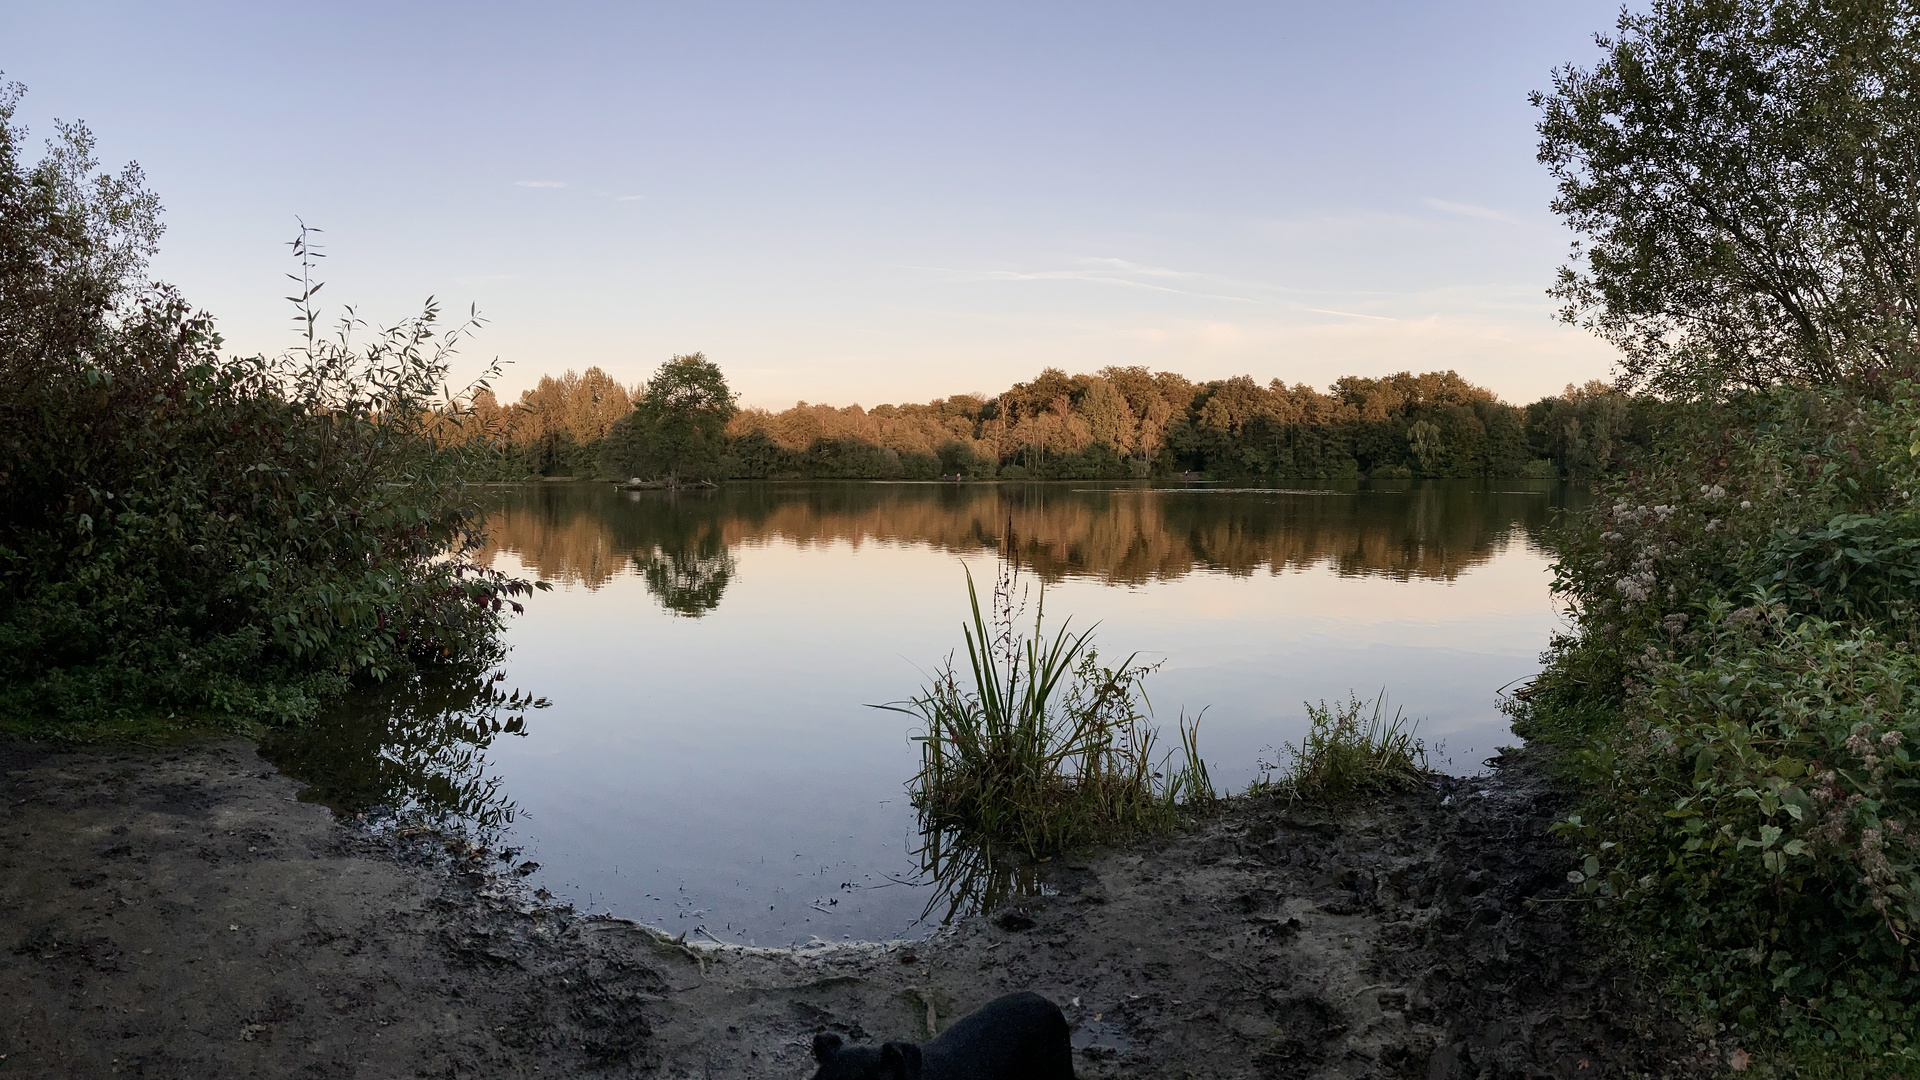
[881,563,1212,865]
[1266,691,1429,803]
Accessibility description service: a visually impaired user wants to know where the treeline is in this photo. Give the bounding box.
[469,364,1649,482]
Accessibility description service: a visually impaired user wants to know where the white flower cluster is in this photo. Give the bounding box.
[1616,572,1655,602]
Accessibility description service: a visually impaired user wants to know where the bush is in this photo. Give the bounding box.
[1516,381,1920,1069]
[1556,610,1919,1062]
[0,87,536,732]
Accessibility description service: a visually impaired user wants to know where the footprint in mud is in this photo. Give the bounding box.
[1067,1000,1131,1061]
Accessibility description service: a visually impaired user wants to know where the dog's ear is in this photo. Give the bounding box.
[879,1041,923,1080]
[812,1032,843,1063]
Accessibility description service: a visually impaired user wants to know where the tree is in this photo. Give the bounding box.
[1536,0,1920,393]
[0,77,164,534]
[603,353,736,484]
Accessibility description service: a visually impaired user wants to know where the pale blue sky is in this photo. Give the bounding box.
[4,2,1632,407]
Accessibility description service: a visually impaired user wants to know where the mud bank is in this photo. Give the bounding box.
[2,739,1709,1078]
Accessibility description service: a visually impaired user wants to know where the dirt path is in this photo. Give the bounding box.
[1,739,1710,1079]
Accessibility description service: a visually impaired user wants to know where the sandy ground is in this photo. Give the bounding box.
[1,738,1714,1079]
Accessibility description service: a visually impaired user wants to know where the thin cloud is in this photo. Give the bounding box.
[1076,254,1371,298]
[614,194,645,202]
[986,268,1260,304]
[918,262,1261,304]
[1076,256,1195,279]
[514,180,566,189]
[1422,197,1522,225]
[1251,209,1433,241]
[1304,307,1398,322]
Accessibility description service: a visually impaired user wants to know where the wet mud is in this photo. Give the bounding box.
[2,739,1710,1078]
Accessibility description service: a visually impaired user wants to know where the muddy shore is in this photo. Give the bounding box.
[1,738,1711,1078]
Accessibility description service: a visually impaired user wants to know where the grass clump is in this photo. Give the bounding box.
[1262,691,1429,803]
[883,564,1212,862]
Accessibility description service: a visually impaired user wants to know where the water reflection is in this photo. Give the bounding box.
[269,479,1580,943]
[475,480,1575,605]
[260,665,549,832]
[912,826,1047,926]
[642,545,736,616]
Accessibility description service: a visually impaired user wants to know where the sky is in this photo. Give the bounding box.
[3,1,1635,409]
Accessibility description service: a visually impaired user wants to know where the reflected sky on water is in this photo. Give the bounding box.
[271,479,1584,944]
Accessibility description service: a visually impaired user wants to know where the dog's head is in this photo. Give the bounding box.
[808,1032,924,1080]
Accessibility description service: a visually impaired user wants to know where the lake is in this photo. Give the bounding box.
[264,479,1583,945]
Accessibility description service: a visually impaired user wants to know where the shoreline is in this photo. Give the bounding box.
[2,737,1706,1078]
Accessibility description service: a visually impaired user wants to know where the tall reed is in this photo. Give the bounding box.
[882,563,1212,862]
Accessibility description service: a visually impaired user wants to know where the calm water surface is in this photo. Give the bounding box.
[267,479,1583,944]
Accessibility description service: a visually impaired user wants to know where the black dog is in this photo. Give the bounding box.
[808,991,1074,1079]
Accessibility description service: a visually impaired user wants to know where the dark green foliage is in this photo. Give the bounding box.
[936,440,994,478]
[0,83,536,732]
[1525,5,1920,1057]
[1169,377,1583,481]
[504,432,601,480]
[1536,0,1920,393]
[1514,384,1920,1070]
[602,353,736,483]
[801,437,905,479]
[1521,385,1660,479]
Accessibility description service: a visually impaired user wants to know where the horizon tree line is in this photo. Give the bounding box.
[463,358,1648,483]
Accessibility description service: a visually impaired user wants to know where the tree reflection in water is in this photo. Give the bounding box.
[473,479,1585,617]
[258,664,548,833]
[641,542,736,616]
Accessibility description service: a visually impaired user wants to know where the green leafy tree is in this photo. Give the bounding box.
[1407,419,1443,475]
[1536,0,1920,393]
[604,352,736,484]
[0,78,163,535]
